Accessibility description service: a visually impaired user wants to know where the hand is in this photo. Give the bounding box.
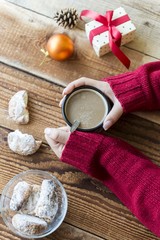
[44,126,70,158]
[60,77,123,130]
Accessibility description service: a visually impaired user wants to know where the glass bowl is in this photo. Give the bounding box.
[1,170,68,239]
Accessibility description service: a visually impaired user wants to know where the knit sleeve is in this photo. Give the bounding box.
[102,61,160,112]
[61,131,160,237]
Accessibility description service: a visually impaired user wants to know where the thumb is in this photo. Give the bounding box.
[44,128,70,158]
[44,128,70,144]
[103,101,123,131]
[45,134,64,158]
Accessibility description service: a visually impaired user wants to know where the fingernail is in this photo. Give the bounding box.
[62,89,66,96]
[44,128,51,135]
[59,99,63,107]
[103,120,112,131]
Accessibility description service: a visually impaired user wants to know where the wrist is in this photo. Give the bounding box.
[61,131,105,175]
[102,62,160,112]
[102,71,146,113]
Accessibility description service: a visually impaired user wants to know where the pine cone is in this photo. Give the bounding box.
[53,8,79,29]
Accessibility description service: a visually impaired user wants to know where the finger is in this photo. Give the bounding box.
[59,96,66,107]
[45,134,57,147]
[45,134,64,158]
[44,128,70,144]
[44,126,70,135]
[103,101,123,131]
[58,126,70,132]
[62,77,100,96]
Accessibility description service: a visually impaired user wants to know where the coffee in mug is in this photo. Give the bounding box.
[62,86,112,131]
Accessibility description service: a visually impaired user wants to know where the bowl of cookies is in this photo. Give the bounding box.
[1,170,68,238]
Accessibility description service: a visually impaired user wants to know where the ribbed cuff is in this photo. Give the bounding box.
[102,60,160,113]
[102,71,147,113]
[61,131,105,177]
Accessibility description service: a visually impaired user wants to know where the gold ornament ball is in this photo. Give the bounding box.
[46,33,74,61]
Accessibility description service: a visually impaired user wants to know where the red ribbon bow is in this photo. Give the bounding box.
[80,10,131,69]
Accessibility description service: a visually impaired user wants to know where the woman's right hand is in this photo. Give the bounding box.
[60,77,123,131]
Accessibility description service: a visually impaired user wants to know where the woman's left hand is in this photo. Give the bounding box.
[44,126,70,158]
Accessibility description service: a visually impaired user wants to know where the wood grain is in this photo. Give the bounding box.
[0,0,157,88]
[8,0,160,59]
[0,62,160,154]
[0,63,160,239]
[0,0,160,239]
[0,124,160,240]
[0,220,104,240]
[0,60,64,135]
[1,0,160,123]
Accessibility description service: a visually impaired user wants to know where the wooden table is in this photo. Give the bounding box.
[0,0,160,239]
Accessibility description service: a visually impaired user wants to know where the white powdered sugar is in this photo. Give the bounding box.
[10,179,58,235]
[12,214,47,235]
[7,130,42,155]
[35,180,58,222]
[20,184,41,215]
[10,181,32,211]
[8,90,29,124]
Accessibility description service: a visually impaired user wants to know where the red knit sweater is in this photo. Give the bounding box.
[61,61,160,237]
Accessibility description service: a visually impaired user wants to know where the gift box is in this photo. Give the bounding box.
[84,7,136,58]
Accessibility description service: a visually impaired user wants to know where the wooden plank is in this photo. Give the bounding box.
[134,111,160,125]
[0,220,104,240]
[1,0,159,124]
[0,0,157,88]
[0,63,160,239]
[0,62,64,141]
[8,0,160,59]
[0,125,160,240]
[51,223,104,240]
[0,62,159,163]
[1,1,160,240]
